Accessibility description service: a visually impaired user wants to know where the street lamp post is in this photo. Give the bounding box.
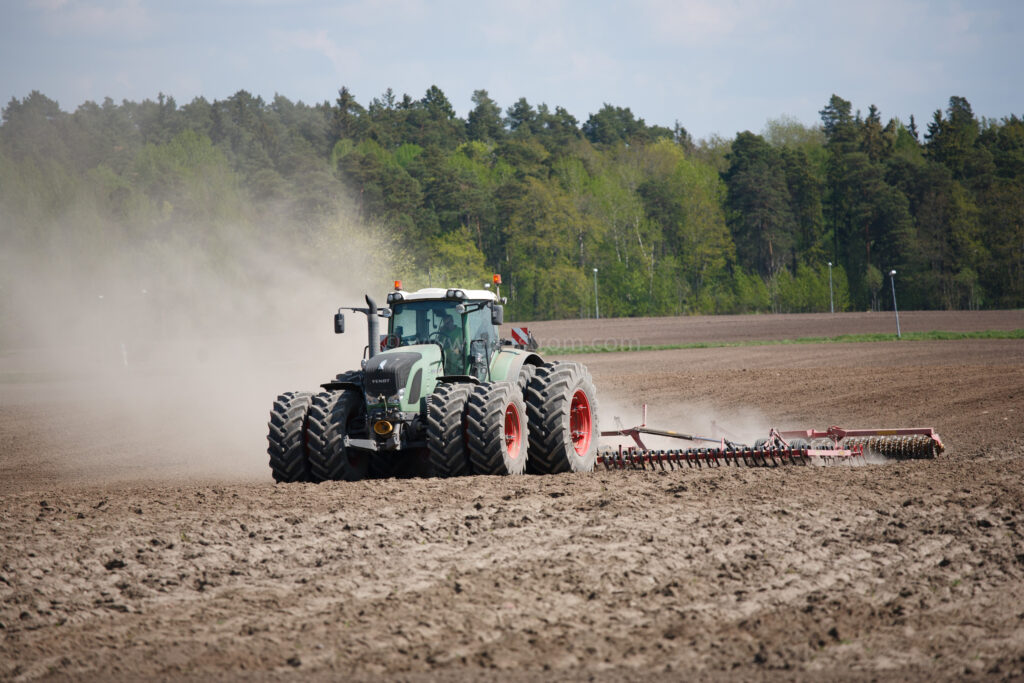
[592,268,600,319]
[889,269,901,338]
[827,261,834,314]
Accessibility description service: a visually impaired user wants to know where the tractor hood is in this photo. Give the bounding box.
[363,351,420,397]
[362,344,442,411]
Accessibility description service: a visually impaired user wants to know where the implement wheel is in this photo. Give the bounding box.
[525,362,599,474]
[267,391,314,483]
[466,382,528,475]
[307,390,369,482]
[427,383,473,477]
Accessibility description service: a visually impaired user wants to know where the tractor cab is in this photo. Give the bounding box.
[385,286,502,377]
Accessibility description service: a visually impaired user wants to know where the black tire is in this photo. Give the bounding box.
[465,382,528,475]
[525,362,599,474]
[426,383,473,477]
[307,390,369,482]
[267,391,313,483]
[516,364,537,394]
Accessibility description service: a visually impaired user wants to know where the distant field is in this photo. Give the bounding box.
[506,309,1024,350]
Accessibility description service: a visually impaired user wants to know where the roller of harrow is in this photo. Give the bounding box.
[596,406,944,470]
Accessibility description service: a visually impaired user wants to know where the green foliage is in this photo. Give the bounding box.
[583,104,671,145]
[467,90,504,143]
[733,267,770,312]
[2,86,1022,330]
[724,132,797,277]
[426,226,491,288]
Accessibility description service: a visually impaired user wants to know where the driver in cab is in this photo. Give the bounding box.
[437,312,463,374]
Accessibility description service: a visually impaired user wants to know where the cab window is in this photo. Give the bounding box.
[465,304,497,353]
[389,301,463,346]
[389,301,465,374]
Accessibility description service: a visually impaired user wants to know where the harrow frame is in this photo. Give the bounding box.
[596,405,943,470]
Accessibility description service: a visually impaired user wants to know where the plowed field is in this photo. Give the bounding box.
[2,311,1023,681]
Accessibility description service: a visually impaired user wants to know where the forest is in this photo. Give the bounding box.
[1,86,1022,329]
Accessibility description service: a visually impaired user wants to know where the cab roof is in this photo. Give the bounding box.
[389,287,497,303]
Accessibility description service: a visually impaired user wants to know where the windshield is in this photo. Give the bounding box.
[388,299,496,376]
[389,300,463,347]
[389,300,464,374]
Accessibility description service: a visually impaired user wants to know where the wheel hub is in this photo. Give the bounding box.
[569,389,592,456]
[504,402,522,459]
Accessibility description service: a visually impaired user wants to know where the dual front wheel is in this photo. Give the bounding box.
[267,389,367,483]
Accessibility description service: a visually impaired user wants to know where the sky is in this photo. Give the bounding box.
[1,0,1022,140]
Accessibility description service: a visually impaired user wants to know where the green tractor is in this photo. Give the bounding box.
[267,279,599,481]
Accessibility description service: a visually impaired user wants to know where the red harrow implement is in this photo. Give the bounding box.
[596,406,944,470]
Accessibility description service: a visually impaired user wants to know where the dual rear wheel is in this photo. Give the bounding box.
[424,361,598,477]
[525,361,599,474]
[426,381,527,476]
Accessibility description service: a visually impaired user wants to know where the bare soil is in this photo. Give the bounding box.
[2,311,1023,681]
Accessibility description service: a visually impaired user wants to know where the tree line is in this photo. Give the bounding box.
[2,87,1021,324]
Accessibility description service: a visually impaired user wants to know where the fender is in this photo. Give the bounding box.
[489,347,543,385]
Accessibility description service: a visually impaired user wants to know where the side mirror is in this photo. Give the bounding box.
[491,304,504,326]
[334,312,345,334]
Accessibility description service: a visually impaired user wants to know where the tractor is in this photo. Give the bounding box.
[267,277,599,481]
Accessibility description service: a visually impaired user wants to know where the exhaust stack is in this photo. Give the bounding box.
[365,295,379,359]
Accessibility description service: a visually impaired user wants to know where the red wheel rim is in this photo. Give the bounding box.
[504,402,522,459]
[570,389,592,456]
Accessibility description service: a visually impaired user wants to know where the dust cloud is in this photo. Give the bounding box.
[0,209,393,484]
[597,394,770,450]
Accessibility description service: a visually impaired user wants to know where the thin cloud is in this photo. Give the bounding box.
[32,0,154,36]
[270,28,360,77]
[640,0,755,45]
[29,0,71,10]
